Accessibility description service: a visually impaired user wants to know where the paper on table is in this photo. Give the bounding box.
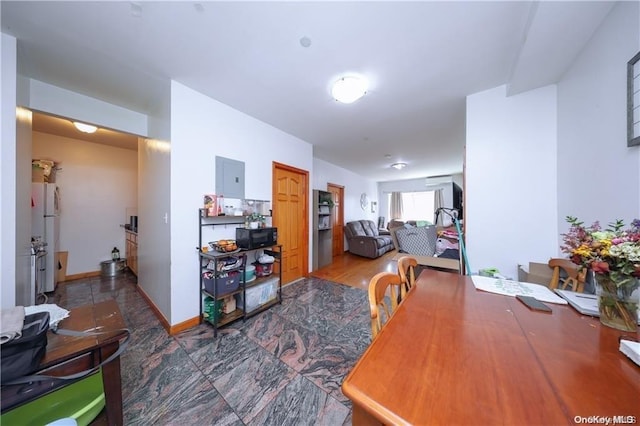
[619,340,640,366]
[556,290,640,323]
[555,290,599,316]
[471,275,568,305]
[25,304,70,328]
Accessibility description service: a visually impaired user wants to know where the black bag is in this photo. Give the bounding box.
[1,312,49,384]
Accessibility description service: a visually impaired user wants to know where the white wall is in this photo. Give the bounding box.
[1,33,17,307]
[466,84,558,278]
[170,81,313,325]
[137,81,171,322]
[138,137,171,318]
[313,158,378,224]
[32,132,138,275]
[558,1,640,228]
[15,108,32,306]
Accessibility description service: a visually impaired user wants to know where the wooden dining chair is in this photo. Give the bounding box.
[397,255,418,300]
[368,271,403,339]
[548,258,587,293]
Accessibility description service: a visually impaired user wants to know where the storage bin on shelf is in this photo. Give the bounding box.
[236,277,279,313]
[202,255,243,272]
[202,270,241,296]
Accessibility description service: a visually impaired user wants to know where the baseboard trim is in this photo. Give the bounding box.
[169,317,200,335]
[136,285,171,332]
[135,285,200,336]
[60,270,101,282]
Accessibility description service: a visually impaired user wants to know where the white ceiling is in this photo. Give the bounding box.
[2,1,616,181]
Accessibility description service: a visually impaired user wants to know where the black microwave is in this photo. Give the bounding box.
[236,227,277,250]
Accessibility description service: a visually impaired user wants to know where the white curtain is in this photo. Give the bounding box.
[434,189,446,226]
[390,192,403,219]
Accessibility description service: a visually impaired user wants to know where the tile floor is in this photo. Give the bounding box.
[51,272,371,425]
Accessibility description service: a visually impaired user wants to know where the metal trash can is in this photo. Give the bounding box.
[100,259,126,277]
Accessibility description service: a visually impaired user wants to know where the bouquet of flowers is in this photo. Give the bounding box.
[561,216,639,331]
[561,216,640,283]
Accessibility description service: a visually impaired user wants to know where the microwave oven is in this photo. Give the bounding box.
[236,227,278,250]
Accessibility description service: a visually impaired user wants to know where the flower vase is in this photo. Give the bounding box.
[593,273,639,332]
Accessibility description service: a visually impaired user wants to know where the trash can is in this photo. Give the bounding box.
[100,259,126,277]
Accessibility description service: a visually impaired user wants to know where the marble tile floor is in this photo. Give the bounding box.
[50,272,372,425]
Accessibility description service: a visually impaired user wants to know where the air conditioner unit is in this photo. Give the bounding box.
[425,175,453,187]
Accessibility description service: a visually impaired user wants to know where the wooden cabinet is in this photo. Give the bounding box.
[125,230,138,276]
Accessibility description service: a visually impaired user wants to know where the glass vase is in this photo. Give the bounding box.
[594,273,639,332]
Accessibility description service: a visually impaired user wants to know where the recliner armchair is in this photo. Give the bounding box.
[345,220,395,259]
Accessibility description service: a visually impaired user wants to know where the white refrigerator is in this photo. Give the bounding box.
[32,183,60,293]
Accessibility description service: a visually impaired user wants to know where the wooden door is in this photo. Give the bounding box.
[273,163,309,284]
[328,183,344,256]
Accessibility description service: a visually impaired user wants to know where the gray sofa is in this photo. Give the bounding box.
[344,220,395,259]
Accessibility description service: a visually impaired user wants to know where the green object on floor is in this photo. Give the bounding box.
[479,267,500,277]
[1,370,105,426]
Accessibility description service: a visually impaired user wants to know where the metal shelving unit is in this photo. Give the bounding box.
[197,208,282,336]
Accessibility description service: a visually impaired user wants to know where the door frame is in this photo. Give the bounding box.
[327,182,344,256]
[272,162,309,281]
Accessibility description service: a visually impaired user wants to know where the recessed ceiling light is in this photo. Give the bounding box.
[73,121,98,134]
[391,162,407,170]
[331,76,367,104]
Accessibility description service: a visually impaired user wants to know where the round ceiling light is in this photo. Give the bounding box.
[391,162,407,170]
[331,76,368,104]
[73,121,98,134]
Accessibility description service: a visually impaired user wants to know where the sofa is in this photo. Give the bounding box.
[394,223,461,272]
[344,220,395,259]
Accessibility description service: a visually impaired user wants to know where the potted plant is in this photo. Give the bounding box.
[247,212,263,229]
[319,193,335,208]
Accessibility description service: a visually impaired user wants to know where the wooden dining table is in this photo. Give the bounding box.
[342,269,640,425]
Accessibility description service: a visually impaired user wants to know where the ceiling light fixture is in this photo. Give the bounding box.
[331,76,368,104]
[391,162,407,170]
[73,122,98,134]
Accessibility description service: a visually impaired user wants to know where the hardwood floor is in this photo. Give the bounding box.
[309,250,399,290]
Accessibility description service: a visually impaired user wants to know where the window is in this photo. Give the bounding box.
[387,191,435,222]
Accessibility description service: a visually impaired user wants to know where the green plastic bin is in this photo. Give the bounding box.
[1,370,105,426]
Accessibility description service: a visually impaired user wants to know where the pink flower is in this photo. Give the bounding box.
[591,261,610,273]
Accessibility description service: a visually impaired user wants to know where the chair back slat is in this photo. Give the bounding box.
[368,271,403,339]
